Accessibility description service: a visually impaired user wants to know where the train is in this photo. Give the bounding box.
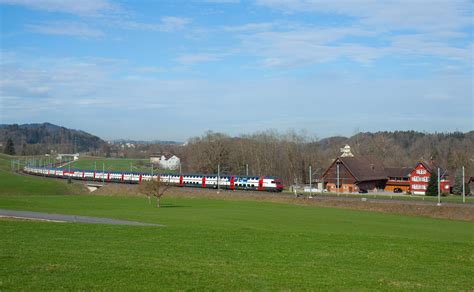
[23,166,285,192]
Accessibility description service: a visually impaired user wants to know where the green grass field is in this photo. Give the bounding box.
[1,170,473,290]
[62,157,159,173]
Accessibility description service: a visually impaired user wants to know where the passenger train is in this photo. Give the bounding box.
[23,166,284,192]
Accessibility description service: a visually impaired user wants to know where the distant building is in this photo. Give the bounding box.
[57,153,80,161]
[150,153,180,170]
[409,161,450,195]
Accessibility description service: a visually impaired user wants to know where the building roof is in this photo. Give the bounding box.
[416,160,449,177]
[323,156,387,182]
[150,152,178,160]
[385,167,412,178]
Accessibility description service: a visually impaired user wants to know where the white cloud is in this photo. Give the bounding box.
[236,27,383,67]
[118,16,191,32]
[223,11,471,68]
[159,16,191,32]
[27,21,104,38]
[223,22,275,32]
[176,53,221,64]
[200,0,240,3]
[134,66,166,74]
[0,0,118,16]
[256,0,472,32]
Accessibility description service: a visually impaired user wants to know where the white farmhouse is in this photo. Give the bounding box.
[150,153,180,170]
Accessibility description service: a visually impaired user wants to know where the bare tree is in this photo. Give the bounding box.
[138,176,171,208]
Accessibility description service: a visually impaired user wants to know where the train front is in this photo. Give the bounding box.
[274,178,284,192]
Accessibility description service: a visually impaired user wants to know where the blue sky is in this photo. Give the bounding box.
[0,0,472,141]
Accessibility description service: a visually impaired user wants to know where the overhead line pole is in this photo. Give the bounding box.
[217,164,220,194]
[462,166,465,203]
[437,167,441,206]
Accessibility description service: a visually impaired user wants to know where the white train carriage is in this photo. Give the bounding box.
[22,166,284,192]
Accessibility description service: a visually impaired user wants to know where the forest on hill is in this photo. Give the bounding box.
[0,123,107,155]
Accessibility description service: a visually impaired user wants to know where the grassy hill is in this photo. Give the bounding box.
[0,154,85,196]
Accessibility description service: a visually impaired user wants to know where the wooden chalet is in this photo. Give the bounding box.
[384,167,412,192]
[322,156,387,193]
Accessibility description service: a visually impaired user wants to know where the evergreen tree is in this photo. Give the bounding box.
[4,138,15,155]
[452,169,463,195]
[20,142,27,156]
[425,171,438,196]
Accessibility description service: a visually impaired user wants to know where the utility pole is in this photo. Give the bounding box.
[151,164,154,176]
[179,163,182,175]
[309,165,312,198]
[246,164,249,176]
[217,164,220,194]
[102,162,105,185]
[462,166,465,203]
[336,161,340,196]
[437,167,441,206]
[321,176,324,194]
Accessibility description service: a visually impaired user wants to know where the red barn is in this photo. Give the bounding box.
[409,161,450,195]
[322,156,387,193]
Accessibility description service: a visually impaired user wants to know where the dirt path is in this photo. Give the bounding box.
[0,209,163,226]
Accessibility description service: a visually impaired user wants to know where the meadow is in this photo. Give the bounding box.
[61,156,153,173]
[0,175,473,289]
